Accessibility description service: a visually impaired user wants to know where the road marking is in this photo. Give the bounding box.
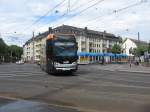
[0,72,44,74]
[0,73,44,78]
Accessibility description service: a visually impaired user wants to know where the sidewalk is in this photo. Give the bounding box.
[95,64,150,74]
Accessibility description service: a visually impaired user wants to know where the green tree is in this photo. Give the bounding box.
[111,44,122,54]
[133,45,147,56]
[0,38,8,62]
[0,38,7,54]
[148,41,150,53]
[0,38,23,62]
[9,45,23,60]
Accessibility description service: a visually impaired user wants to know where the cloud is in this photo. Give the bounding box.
[0,0,150,46]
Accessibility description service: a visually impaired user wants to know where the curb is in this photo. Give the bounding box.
[116,70,150,74]
[99,69,150,74]
[100,69,150,74]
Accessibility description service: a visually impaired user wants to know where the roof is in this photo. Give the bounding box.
[34,31,49,41]
[54,25,83,31]
[129,38,148,46]
[24,25,121,46]
[23,31,49,46]
[55,25,120,40]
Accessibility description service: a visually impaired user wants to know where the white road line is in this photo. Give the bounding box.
[0,72,44,74]
[0,78,64,84]
[0,74,44,78]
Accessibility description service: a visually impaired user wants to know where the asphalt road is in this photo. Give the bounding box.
[0,63,150,112]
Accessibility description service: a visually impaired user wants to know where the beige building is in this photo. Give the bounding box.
[23,31,49,62]
[23,25,121,62]
[23,39,34,62]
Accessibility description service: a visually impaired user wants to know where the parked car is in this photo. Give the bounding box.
[16,60,24,64]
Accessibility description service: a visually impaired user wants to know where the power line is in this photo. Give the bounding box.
[32,0,66,24]
[113,0,147,13]
[71,0,79,9]
[85,0,147,26]
[38,0,96,28]
[1,32,30,36]
[22,0,66,31]
[53,0,105,27]
[73,0,104,16]
[64,0,105,22]
[70,0,95,13]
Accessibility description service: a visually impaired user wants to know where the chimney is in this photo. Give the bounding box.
[84,27,88,34]
[84,27,88,31]
[103,30,106,38]
[48,27,53,33]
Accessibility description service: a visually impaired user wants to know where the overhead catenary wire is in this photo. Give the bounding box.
[24,0,147,36]
[69,0,95,13]
[34,0,147,30]
[113,0,147,13]
[70,0,79,9]
[22,0,66,31]
[85,0,148,26]
[81,0,148,33]
[31,0,66,25]
[4,0,106,45]
[52,0,105,27]
[24,0,101,31]
[70,0,105,17]
[8,0,92,36]
[38,0,98,28]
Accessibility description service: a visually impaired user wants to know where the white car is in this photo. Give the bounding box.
[16,60,24,64]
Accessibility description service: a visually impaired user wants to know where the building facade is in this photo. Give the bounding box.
[122,38,148,56]
[23,25,121,62]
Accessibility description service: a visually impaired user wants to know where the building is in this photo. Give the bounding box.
[53,25,121,53]
[23,25,121,62]
[23,31,49,62]
[122,38,148,56]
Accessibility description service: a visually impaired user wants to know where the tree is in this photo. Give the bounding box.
[107,48,112,53]
[0,38,7,54]
[148,41,150,53]
[133,45,147,56]
[0,38,8,62]
[9,45,23,60]
[0,38,23,62]
[111,44,122,54]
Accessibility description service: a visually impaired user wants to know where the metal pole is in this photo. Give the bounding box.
[138,32,140,63]
[32,32,35,63]
[125,43,126,54]
[10,50,12,63]
[138,32,140,42]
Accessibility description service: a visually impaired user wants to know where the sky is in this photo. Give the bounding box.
[0,0,150,46]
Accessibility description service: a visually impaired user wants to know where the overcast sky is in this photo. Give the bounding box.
[0,0,149,46]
